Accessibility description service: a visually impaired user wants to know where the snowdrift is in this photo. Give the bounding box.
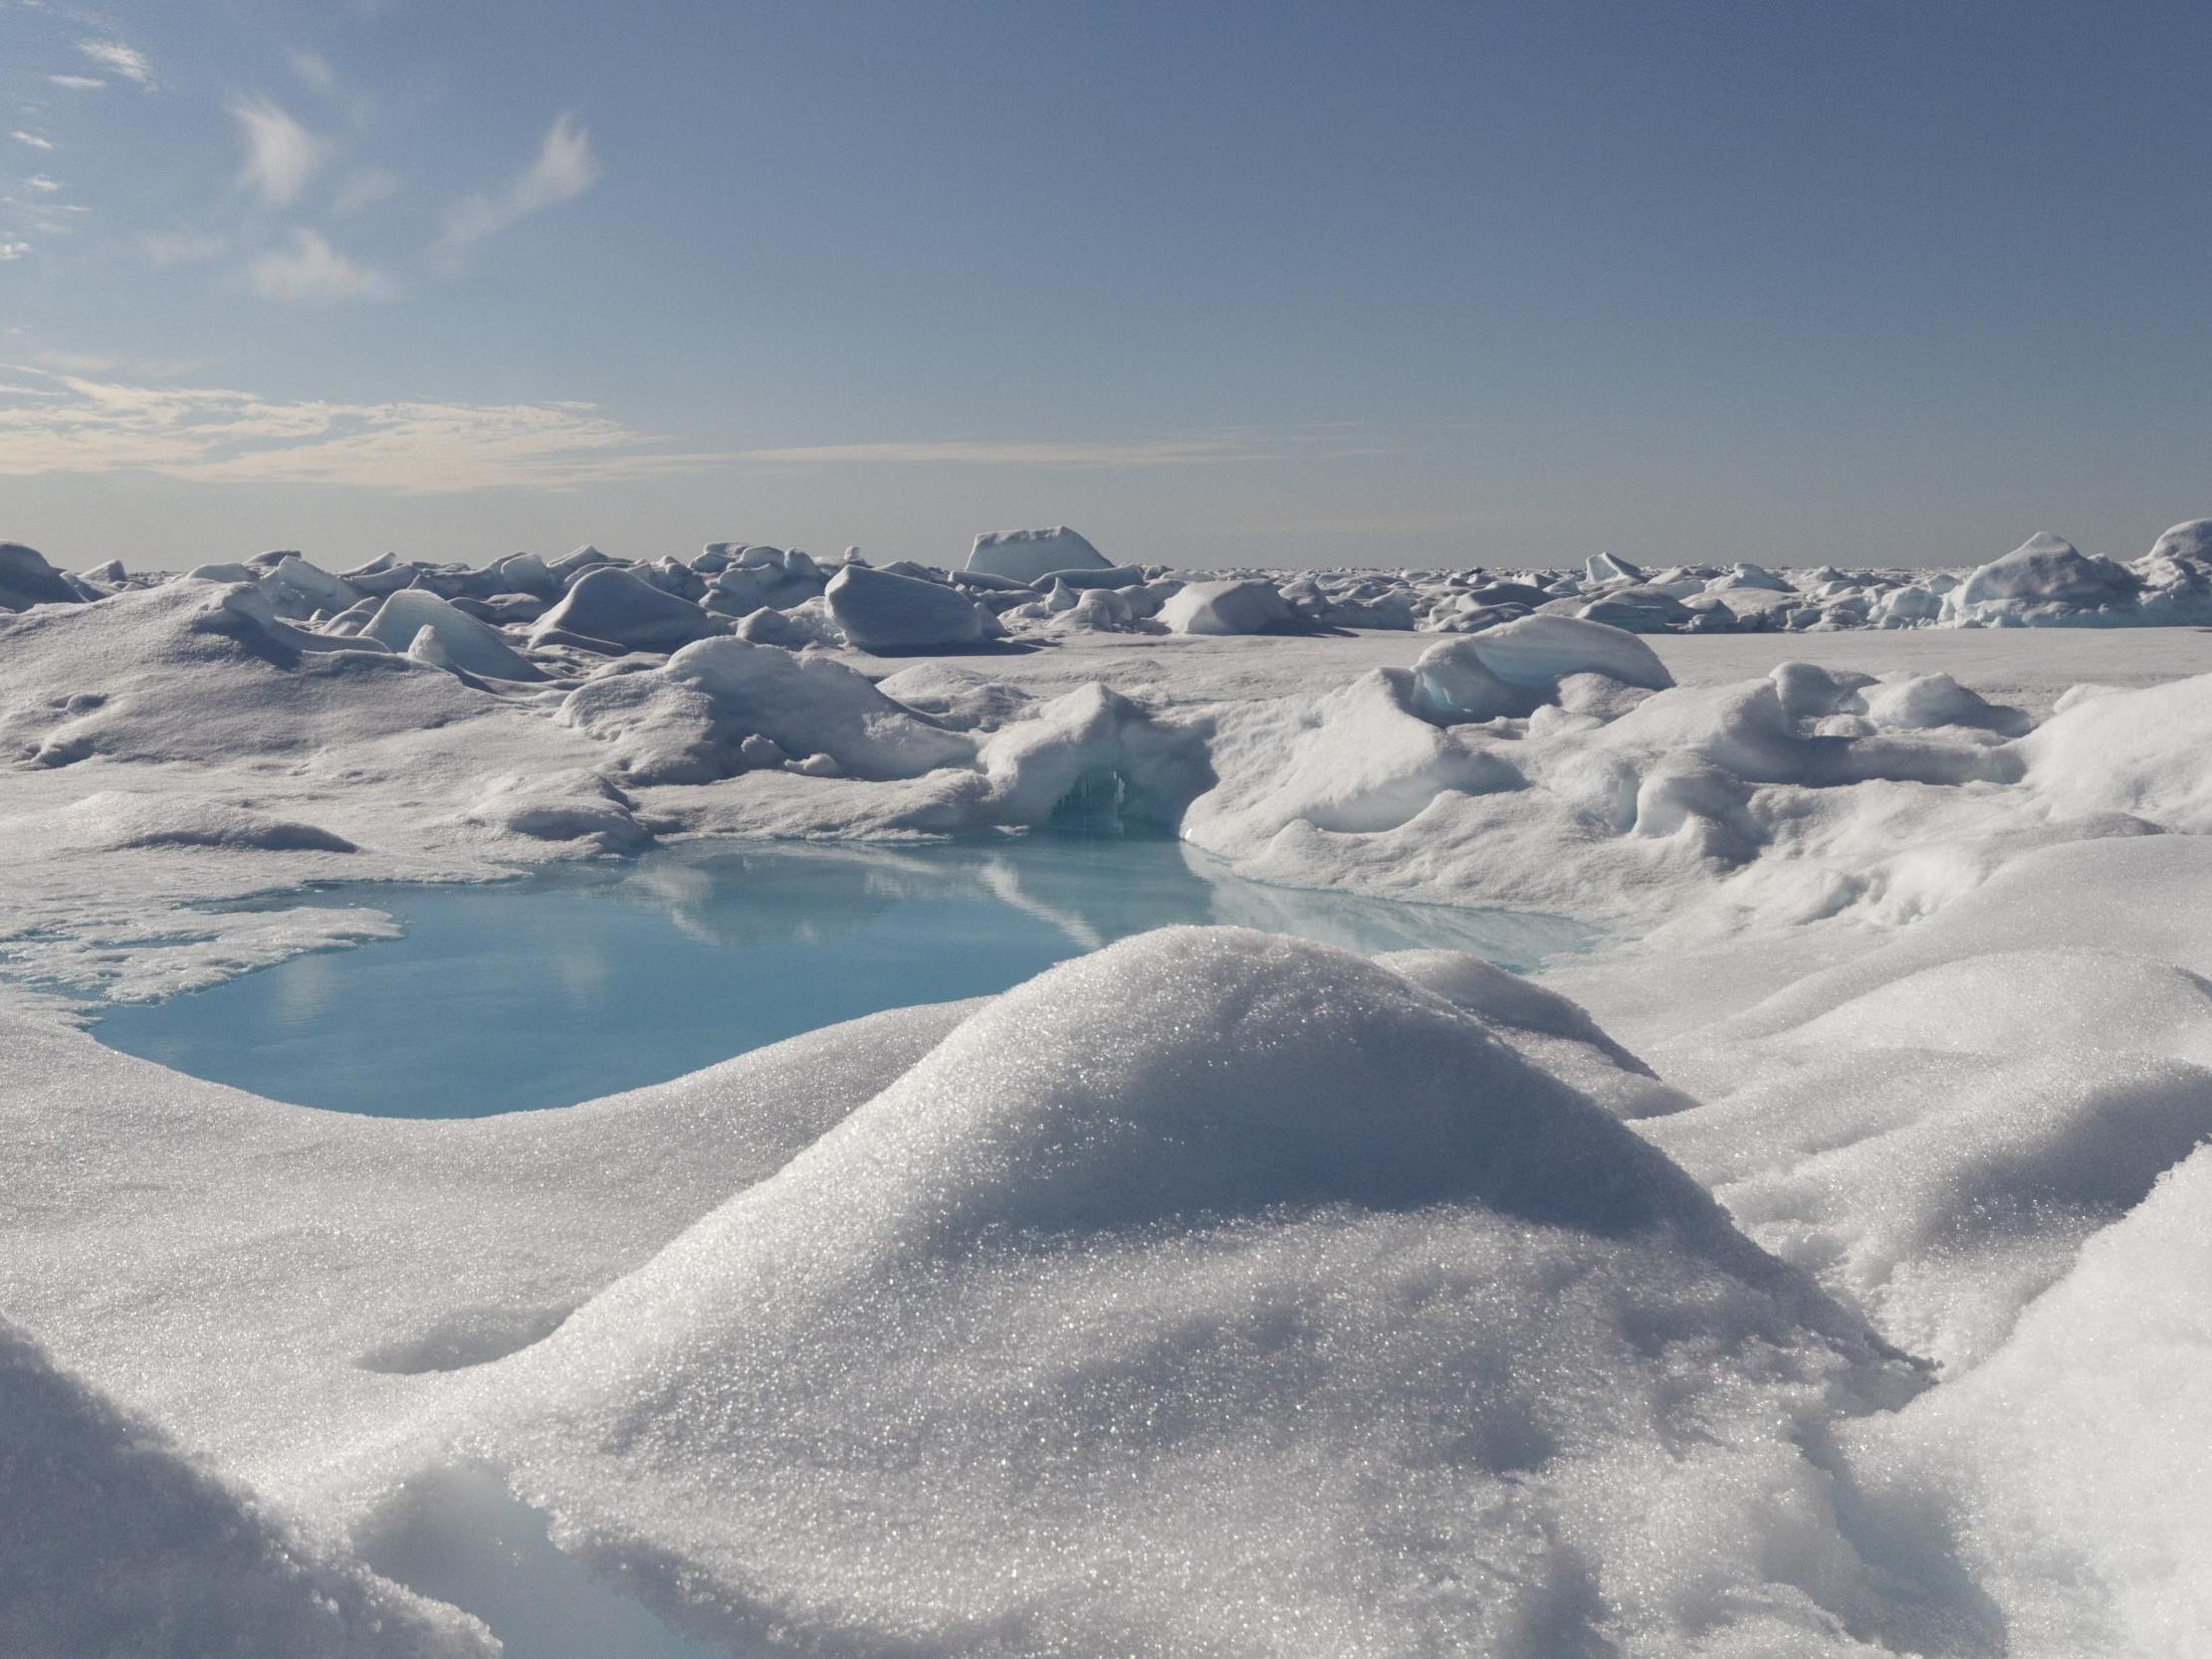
[468,931,1925,1657]
[5,930,1930,1658]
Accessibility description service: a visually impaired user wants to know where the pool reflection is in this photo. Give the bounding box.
[94,835,1589,1118]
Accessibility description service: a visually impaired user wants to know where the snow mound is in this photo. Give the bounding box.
[1859,1142,2212,1654]
[1191,668,1522,845]
[1783,946,2212,1064]
[1574,584,1696,633]
[56,790,360,853]
[0,583,501,767]
[1948,530,2140,623]
[1860,671,2029,734]
[558,636,974,784]
[1380,947,1697,1119]
[485,928,1915,1658]
[870,662,1034,729]
[0,1317,491,1659]
[2015,670,2212,829]
[454,771,647,852]
[1409,616,1671,723]
[1455,613,1674,691]
[1649,1038,2212,1369]
[1405,635,1534,721]
[2146,517,2212,562]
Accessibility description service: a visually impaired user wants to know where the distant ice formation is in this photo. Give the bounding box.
[13,522,2212,669]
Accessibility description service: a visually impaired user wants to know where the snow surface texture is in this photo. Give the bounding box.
[10,535,2212,1653]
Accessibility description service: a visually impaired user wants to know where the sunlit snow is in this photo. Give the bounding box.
[9,529,2212,1656]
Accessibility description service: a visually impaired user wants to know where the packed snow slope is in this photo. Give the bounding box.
[9,543,2212,1654]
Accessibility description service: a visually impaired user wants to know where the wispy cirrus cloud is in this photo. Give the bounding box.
[76,38,154,89]
[11,130,56,152]
[0,240,29,262]
[437,113,598,260]
[247,229,389,305]
[0,365,725,492]
[227,97,329,207]
[47,75,107,92]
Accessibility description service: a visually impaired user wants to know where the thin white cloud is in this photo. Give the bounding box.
[0,365,725,492]
[248,229,389,305]
[227,97,329,208]
[289,48,374,127]
[11,130,56,151]
[47,75,107,91]
[438,113,598,256]
[331,166,400,218]
[289,49,338,97]
[143,229,229,266]
[25,174,62,193]
[77,39,154,89]
[0,240,28,261]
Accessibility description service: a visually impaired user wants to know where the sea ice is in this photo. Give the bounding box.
[9,531,2212,1654]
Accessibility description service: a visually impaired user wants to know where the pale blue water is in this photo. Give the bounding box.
[93,836,1589,1118]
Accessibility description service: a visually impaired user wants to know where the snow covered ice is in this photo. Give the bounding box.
[11,532,2212,1655]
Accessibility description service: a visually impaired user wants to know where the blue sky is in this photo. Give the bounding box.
[4,0,2211,570]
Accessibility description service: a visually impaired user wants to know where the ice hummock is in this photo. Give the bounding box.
[13,518,2212,666]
